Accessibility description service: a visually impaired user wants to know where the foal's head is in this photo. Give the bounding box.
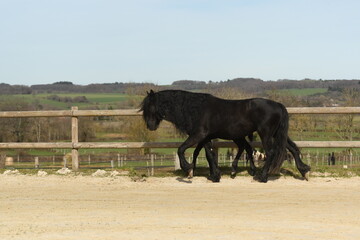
[140,90,163,131]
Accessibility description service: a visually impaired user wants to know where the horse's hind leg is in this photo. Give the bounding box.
[287,137,311,180]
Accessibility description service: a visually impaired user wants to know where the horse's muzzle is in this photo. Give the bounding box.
[147,123,159,131]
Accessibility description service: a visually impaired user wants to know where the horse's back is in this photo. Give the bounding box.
[205,97,285,119]
[200,97,286,136]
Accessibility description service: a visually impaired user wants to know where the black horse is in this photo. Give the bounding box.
[141,90,310,183]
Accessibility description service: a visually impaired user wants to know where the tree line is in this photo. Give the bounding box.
[1,78,359,95]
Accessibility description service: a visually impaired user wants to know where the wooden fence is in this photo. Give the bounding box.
[1,106,360,170]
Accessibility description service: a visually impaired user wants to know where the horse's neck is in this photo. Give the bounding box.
[158,94,192,134]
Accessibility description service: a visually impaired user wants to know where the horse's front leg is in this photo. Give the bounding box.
[231,143,245,179]
[203,142,221,182]
[242,139,256,176]
[178,134,205,178]
[192,141,206,173]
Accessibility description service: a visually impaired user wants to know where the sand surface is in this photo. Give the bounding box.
[1,174,360,240]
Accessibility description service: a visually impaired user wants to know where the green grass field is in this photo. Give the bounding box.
[5,88,329,111]
[8,93,141,110]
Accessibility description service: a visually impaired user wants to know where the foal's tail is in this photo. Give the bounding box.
[268,104,289,174]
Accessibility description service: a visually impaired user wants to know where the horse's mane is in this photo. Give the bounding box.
[142,90,211,134]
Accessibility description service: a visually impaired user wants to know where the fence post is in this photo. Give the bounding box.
[34,157,39,169]
[0,154,6,168]
[146,161,150,176]
[63,155,67,168]
[71,106,79,171]
[151,154,155,176]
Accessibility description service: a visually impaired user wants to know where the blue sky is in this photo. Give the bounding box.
[1,0,359,86]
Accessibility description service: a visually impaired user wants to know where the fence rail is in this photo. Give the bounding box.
[1,141,360,149]
[1,107,360,118]
[1,107,360,170]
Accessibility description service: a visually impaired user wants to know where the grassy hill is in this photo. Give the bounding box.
[7,93,142,110]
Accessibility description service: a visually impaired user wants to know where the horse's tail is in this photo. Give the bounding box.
[247,133,254,142]
[268,104,289,174]
[287,137,301,156]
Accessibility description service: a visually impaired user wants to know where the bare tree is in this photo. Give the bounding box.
[207,87,253,100]
[123,116,158,154]
[334,88,360,141]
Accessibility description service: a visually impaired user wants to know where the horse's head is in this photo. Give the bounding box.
[140,90,163,131]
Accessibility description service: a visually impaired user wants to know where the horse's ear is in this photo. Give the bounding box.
[147,89,155,97]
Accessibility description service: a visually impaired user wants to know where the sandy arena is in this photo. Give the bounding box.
[1,173,360,240]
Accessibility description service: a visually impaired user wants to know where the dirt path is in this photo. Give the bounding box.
[1,174,360,240]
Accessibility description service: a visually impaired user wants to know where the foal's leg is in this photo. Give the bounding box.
[287,137,311,180]
[231,138,255,178]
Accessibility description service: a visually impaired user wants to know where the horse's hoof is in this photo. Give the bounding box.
[248,168,256,176]
[230,172,236,179]
[187,169,193,179]
[258,176,268,183]
[207,175,220,183]
[212,177,220,183]
[304,171,310,181]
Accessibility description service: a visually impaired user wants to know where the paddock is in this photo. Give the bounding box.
[1,107,360,239]
[1,174,360,240]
